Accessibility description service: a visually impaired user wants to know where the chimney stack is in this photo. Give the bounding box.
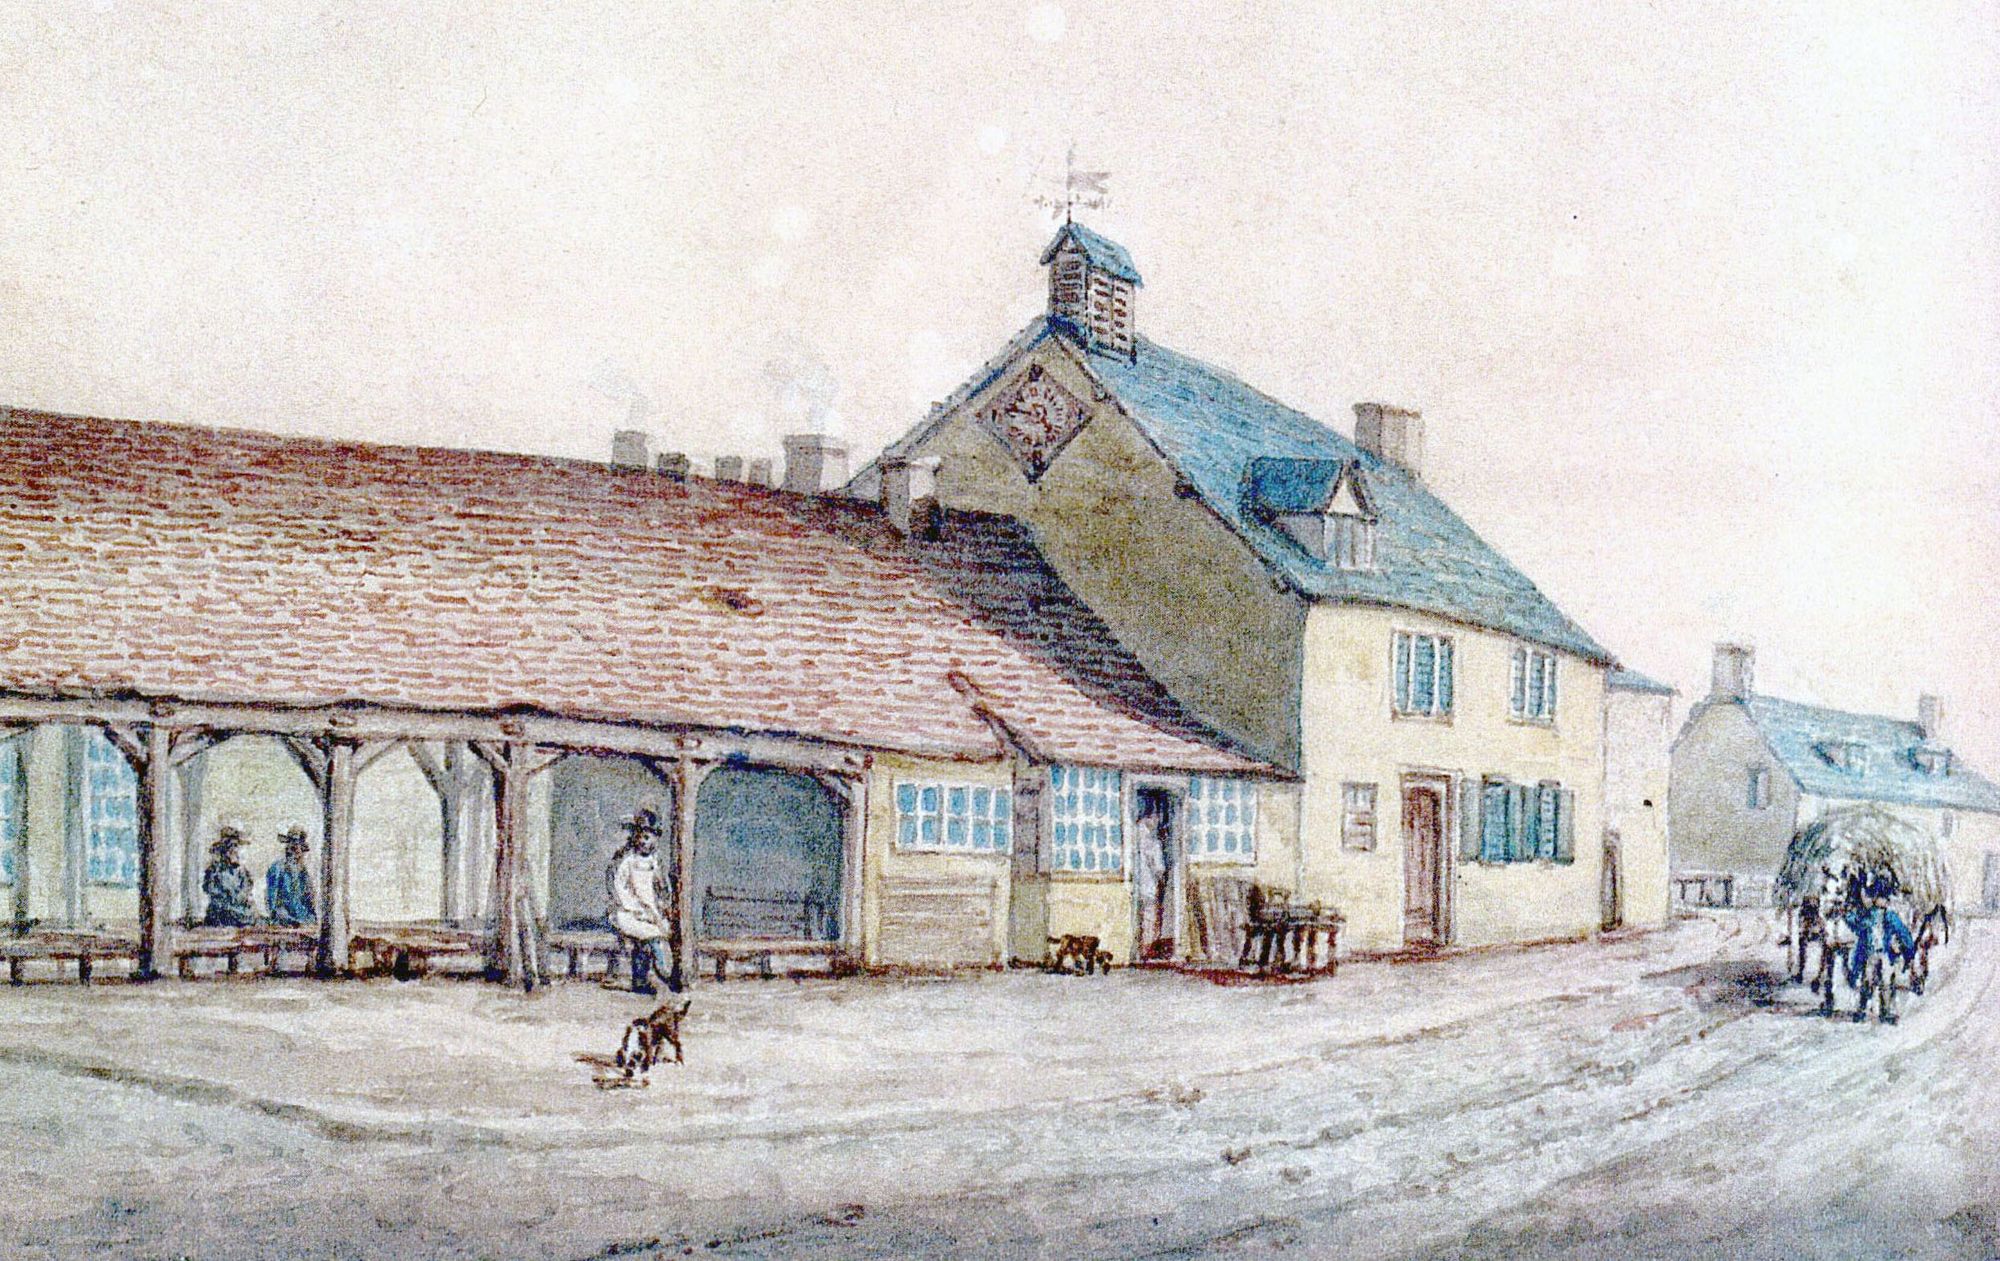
[714,455,745,482]
[1918,694,1944,743]
[655,452,690,480]
[1354,403,1424,479]
[747,458,775,488]
[611,429,651,469]
[783,433,850,495]
[880,455,941,536]
[1712,643,1754,701]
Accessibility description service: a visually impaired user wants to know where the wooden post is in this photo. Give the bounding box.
[473,740,557,989]
[316,738,359,976]
[132,723,174,981]
[668,757,703,992]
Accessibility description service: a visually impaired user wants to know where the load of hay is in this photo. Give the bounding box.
[1776,803,1950,909]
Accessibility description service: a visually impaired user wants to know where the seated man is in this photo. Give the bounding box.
[200,827,256,928]
[606,809,676,995]
[265,827,317,927]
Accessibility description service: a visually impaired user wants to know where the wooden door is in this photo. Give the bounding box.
[1402,786,1443,946]
[1601,833,1622,931]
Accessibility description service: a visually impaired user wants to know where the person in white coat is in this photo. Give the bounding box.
[607,809,675,994]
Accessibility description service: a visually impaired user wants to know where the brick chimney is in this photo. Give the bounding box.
[1711,643,1754,701]
[1918,694,1944,742]
[654,452,690,480]
[879,455,941,536]
[610,430,650,469]
[1354,403,1424,479]
[782,433,850,494]
[714,455,745,482]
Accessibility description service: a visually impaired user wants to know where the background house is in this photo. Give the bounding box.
[1669,643,2000,912]
[852,223,1633,954]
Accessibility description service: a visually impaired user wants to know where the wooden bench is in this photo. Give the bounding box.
[1,930,140,985]
[700,887,840,981]
[350,925,488,979]
[174,926,318,978]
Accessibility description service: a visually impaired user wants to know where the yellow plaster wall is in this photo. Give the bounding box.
[861,753,1014,967]
[1605,688,1674,929]
[1298,604,1608,952]
[901,344,1309,769]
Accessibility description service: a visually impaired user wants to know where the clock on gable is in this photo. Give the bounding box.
[976,363,1092,480]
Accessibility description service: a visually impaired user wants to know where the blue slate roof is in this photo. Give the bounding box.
[1743,695,2000,814]
[1074,328,1613,663]
[1608,668,1675,695]
[1040,223,1144,286]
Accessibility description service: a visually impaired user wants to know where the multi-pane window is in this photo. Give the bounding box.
[1051,765,1123,873]
[1510,647,1558,722]
[1747,766,1771,810]
[0,739,22,886]
[1187,776,1256,862]
[1478,779,1571,864]
[1393,631,1455,718]
[1341,783,1377,851]
[894,781,1013,853]
[1329,513,1375,570]
[84,728,139,887]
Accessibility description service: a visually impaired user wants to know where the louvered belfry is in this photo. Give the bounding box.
[1040,222,1141,359]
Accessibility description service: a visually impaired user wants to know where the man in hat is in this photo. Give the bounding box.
[265,827,317,927]
[606,808,675,994]
[201,826,256,928]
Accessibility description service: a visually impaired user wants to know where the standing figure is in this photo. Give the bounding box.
[265,827,318,927]
[201,827,256,927]
[607,809,675,995]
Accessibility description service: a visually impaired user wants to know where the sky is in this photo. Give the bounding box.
[2,2,1997,772]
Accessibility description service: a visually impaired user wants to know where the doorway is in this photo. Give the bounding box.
[693,767,843,942]
[1401,780,1446,947]
[1133,786,1180,961]
[1601,832,1623,931]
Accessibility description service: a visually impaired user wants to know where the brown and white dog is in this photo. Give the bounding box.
[614,998,691,1082]
[1048,935,1110,975]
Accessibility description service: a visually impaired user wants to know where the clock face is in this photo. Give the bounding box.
[977,363,1091,480]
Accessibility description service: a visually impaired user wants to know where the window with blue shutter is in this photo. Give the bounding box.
[1510,646,1558,721]
[1051,766,1123,873]
[1393,631,1455,718]
[1472,778,1570,865]
[895,780,1012,854]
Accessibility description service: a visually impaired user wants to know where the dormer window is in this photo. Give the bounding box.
[1246,457,1378,570]
[1914,746,1954,777]
[1821,740,1868,774]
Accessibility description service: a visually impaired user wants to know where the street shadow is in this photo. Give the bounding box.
[1643,959,1820,1015]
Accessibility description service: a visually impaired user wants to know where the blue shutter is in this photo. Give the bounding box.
[1510,648,1526,717]
[1412,636,1436,712]
[1508,784,1530,862]
[1555,788,1576,863]
[1546,656,1558,719]
[1438,639,1454,714]
[1481,782,1507,863]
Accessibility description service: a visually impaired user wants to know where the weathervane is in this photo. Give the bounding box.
[1033,144,1112,223]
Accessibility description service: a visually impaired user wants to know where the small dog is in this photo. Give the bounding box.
[1048,934,1106,975]
[614,998,691,1082]
[1093,948,1114,973]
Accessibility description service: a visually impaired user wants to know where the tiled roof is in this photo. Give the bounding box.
[1742,695,2000,815]
[0,410,1274,776]
[1607,668,1675,695]
[1074,329,1614,664]
[1039,222,1144,286]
